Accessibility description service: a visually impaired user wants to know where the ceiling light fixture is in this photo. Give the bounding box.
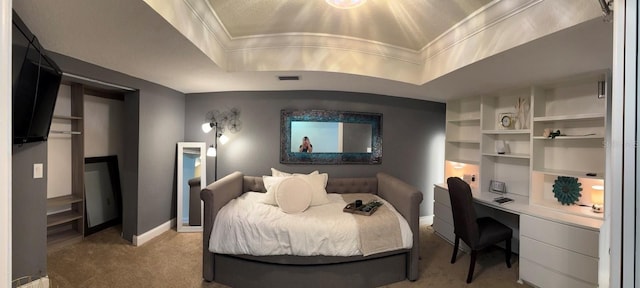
[325,0,366,9]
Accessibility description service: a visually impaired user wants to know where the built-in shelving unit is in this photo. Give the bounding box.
[443,72,607,218]
[445,97,481,173]
[439,71,609,288]
[46,84,85,250]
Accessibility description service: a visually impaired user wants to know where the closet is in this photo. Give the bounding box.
[46,79,127,250]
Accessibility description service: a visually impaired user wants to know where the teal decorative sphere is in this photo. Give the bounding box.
[552,176,582,205]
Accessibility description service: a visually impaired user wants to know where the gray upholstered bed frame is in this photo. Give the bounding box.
[201,171,423,287]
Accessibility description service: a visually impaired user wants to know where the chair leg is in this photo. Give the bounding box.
[467,250,477,284]
[451,236,460,264]
[505,238,512,268]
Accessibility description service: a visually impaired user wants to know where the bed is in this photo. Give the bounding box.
[201,171,423,287]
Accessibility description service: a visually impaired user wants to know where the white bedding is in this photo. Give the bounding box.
[209,192,413,256]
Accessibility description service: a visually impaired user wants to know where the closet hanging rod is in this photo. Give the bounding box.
[62,72,136,91]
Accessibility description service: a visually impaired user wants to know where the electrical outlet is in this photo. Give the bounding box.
[33,163,43,179]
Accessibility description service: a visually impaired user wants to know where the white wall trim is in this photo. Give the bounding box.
[132,218,175,246]
[419,215,433,226]
[1,0,12,285]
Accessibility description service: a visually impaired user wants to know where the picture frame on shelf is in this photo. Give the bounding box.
[489,180,507,193]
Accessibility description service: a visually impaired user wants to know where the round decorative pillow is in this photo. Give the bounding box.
[274,177,312,214]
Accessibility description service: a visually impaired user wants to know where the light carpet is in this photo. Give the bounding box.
[47,225,529,287]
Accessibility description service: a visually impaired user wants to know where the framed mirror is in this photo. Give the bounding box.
[84,155,122,236]
[177,142,206,232]
[280,110,382,164]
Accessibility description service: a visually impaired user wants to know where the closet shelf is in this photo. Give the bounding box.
[47,210,83,227]
[47,195,83,208]
[52,115,82,120]
[50,130,82,135]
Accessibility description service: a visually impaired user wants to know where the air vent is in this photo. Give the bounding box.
[278,76,300,81]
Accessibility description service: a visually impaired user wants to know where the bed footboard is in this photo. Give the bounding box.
[376,172,423,281]
[201,171,244,281]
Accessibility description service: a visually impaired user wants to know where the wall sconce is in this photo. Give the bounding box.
[202,108,241,180]
[591,184,604,213]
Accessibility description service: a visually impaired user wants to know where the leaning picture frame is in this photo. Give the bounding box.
[489,180,506,193]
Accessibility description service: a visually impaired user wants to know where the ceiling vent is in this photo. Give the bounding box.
[278,76,300,81]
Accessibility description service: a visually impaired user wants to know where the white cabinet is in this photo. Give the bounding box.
[433,185,455,244]
[520,215,599,287]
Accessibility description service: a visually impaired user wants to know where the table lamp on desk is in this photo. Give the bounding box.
[591,185,604,213]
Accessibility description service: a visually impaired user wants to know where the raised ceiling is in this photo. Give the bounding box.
[12,0,611,102]
[209,0,491,50]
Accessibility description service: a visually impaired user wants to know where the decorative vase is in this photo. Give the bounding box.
[514,117,522,130]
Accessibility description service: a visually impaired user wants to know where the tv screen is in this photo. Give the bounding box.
[12,11,62,145]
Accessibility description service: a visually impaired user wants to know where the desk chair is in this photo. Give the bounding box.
[446,177,512,283]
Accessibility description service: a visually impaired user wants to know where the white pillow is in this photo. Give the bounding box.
[271,168,319,177]
[261,173,330,206]
[275,177,312,214]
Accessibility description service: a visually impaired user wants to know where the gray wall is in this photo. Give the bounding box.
[12,143,47,281]
[185,91,446,216]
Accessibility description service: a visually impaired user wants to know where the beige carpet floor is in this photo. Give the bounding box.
[47,225,530,288]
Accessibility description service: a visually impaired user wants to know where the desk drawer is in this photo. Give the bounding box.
[520,258,596,288]
[521,215,598,258]
[433,216,455,244]
[520,236,598,284]
[434,186,451,207]
[433,202,453,226]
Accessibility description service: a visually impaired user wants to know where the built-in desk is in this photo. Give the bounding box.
[433,184,602,288]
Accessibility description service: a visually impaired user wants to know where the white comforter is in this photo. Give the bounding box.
[209,192,413,256]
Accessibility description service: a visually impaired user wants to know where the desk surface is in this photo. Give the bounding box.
[435,183,603,231]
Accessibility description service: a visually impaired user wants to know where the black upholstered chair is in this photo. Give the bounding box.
[446,177,512,283]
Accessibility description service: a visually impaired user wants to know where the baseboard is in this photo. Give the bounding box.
[420,215,434,226]
[133,218,176,246]
[16,276,49,288]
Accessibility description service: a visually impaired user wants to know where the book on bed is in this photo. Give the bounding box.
[343,200,383,216]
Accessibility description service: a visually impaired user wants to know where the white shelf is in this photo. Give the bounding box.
[445,158,479,165]
[482,129,531,135]
[447,117,481,124]
[446,139,480,144]
[482,153,530,159]
[533,135,603,140]
[533,113,604,122]
[532,168,604,179]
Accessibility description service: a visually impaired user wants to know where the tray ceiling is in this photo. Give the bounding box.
[208,0,491,50]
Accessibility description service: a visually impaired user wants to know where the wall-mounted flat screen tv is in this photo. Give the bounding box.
[12,11,62,145]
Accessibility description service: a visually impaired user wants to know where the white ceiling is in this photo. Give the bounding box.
[12,0,613,103]
[209,0,491,50]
